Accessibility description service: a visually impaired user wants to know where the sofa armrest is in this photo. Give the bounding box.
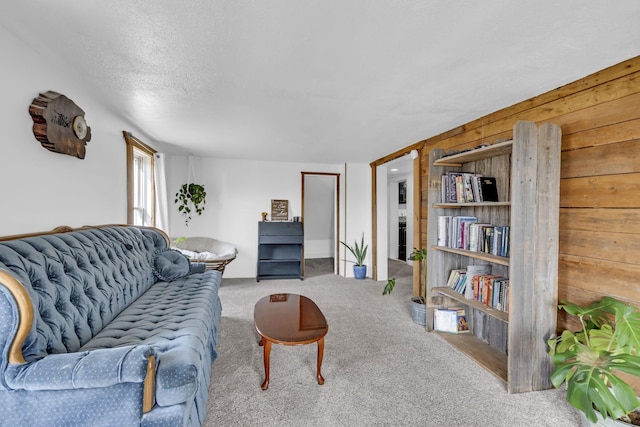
[5,345,156,391]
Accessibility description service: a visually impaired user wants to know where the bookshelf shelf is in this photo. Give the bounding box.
[431,287,509,322]
[433,140,513,166]
[426,120,561,393]
[436,333,508,383]
[433,202,511,209]
[431,245,509,266]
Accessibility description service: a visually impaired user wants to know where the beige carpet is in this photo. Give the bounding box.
[204,263,579,426]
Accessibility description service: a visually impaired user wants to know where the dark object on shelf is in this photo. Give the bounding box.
[476,177,499,202]
[399,180,407,204]
[398,217,406,260]
[257,222,303,281]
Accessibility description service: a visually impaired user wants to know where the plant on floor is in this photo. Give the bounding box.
[382,248,427,296]
[340,234,367,266]
[382,278,396,295]
[547,297,640,425]
[340,233,368,279]
[408,247,427,304]
[175,183,206,226]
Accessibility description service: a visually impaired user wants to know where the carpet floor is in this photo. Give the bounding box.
[204,262,579,426]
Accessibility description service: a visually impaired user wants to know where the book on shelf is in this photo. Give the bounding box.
[475,176,499,202]
[446,268,465,288]
[451,216,477,249]
[437,216,452,246]
[462,173,476,203]
[433,307,469,334]
[490,226,510,257]
[463,264,492,300]
[445,268,467,294]
[468,223,491,252]
[441,173,459,203]
[464,273,510,313]
[492,278,510,311]
[465,223,510,257]
[441,172,494,204]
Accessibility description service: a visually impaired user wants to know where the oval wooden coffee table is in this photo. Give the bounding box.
[254,293,328,390]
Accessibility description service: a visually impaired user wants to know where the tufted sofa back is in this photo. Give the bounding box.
[0,226,167,362]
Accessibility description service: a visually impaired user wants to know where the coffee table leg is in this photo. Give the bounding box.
[261,339,272,390]
[317,337,325,385]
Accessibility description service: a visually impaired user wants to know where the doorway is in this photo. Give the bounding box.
[301,172,340,277]
[372,149,421,295]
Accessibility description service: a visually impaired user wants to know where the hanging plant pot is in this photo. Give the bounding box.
[175,183,206,226]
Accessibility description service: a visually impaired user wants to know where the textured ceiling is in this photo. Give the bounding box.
[3,1,640,164]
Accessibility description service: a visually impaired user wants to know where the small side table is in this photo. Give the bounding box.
[253,293,328,390]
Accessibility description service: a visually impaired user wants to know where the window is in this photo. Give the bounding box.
[123,132,156,226]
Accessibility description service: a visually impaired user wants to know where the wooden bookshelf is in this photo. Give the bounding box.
[426,120,561,393]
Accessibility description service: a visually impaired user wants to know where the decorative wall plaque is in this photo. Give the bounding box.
[271,199,289,221]
[28,91,91,159]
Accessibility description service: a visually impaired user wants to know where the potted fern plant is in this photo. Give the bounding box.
[340,233,368,279]
[548,297,640,426]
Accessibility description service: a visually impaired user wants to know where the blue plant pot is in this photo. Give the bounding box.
[353,265,367,280]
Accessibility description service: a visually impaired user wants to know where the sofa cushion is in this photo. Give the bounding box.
[152,250,191,281]
[80,270,222,409]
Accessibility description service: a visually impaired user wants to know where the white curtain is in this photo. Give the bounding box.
[154,153,170,237]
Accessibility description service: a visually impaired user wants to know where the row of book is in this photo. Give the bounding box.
[441,172,499,203]
[433,307,469,334]
[445,265,510,312]
[437,215,510,257]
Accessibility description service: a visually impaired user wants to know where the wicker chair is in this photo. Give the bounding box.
[171,237,238,273]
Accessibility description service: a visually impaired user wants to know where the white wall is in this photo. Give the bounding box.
[165,156,370,279]
[376,165,389,281]
[343,163,372,278]
[0,25,131,235]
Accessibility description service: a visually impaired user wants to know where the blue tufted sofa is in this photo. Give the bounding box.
[0,225,223,427]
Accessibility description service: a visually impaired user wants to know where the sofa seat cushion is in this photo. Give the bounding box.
[80,270,222,407]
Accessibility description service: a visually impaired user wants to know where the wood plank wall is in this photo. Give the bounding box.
[415,55,640,333]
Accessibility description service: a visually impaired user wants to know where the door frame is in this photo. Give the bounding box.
[301,172,341,275]
[370,146,422,295]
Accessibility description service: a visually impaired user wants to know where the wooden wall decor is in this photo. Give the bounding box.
[271,199,289,221]
[28,91,91,159]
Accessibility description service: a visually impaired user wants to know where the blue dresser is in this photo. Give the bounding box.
[256,222,304,281]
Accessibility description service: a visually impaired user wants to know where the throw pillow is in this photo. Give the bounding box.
[153,249,191,281]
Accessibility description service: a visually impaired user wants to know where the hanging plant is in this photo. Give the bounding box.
[174,183,206,226]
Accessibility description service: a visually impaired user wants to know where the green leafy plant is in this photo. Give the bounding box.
[382,278,396,295]
[173,236,187,245]
[409,247,428,303]
[175,183,206,226]
[548,297,640,424]
[382,247,427,300]
[409,247,427,291]
[340,233,367,266]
